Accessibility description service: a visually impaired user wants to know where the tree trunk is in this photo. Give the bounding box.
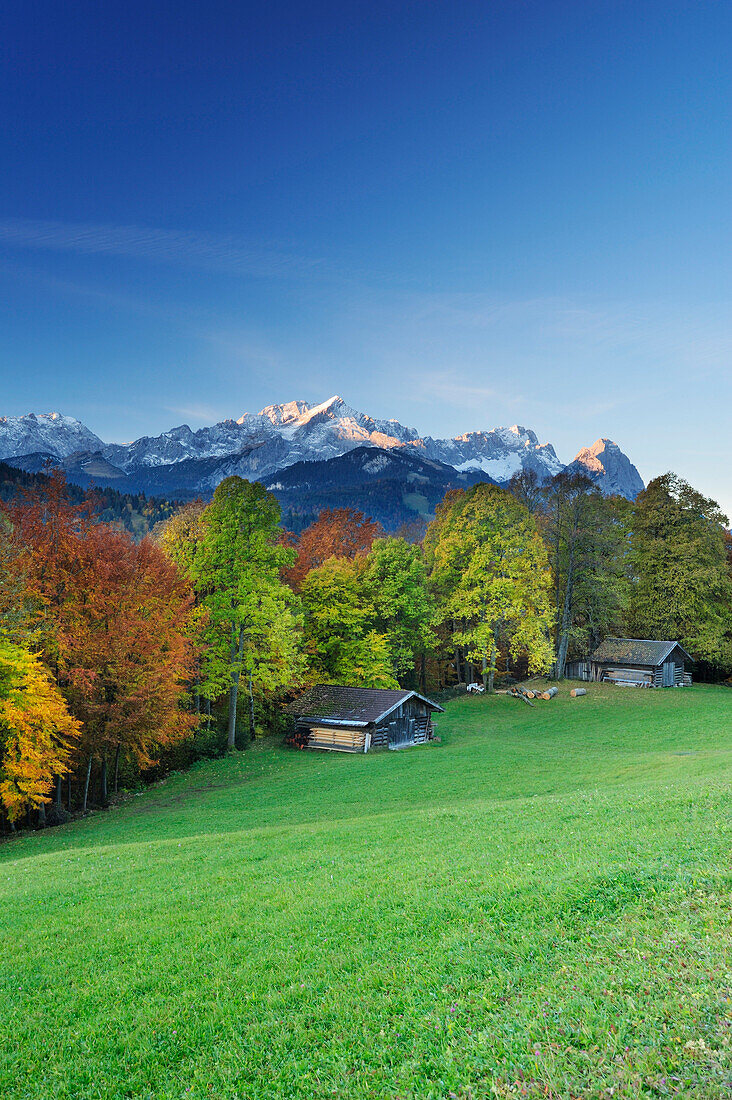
[82,756,93,813]
[227,679,239,749]
[67,775,72,812]
[100,754,108,806]
[420,652,427,693]
[553,495,564,653]
[556,545,576,679]
[37,801,47,828]
[487,633,498,694]
[482,650,488,692]
[54,775,62,812]
[247,670,256,742]
[205,697,211,731]
[113,743,121,794]
[227,625,245,749]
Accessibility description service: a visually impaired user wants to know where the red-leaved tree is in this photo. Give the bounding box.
[5,473,198,809]
[284,508,383,591]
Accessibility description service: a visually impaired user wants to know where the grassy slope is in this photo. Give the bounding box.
[2,685,732,1099]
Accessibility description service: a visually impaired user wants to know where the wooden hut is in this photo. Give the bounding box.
[286,685,444,753]
[588,639,693,688]
[564,659,590,681]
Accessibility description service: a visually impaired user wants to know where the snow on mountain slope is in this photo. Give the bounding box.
[102,419,273,470]
[0,398,644,501]
[410,424,564,482]
[256,395,419,449]
[0,413,105,460]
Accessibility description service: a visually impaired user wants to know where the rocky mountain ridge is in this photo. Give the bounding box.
[0,397,645,505]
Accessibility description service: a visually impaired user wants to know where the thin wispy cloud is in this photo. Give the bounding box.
[0,218,328,279]
[164,404,229,424]
[389,290,732,367]
[417,375,516,409]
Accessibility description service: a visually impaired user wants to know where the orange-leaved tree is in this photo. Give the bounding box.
[4,468,96,666]
[284,507,383,591]
[6,472,198,809]
[58,526,199,807]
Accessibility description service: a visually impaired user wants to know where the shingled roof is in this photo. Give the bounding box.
[590,638,692,666]
[286,685,444,726]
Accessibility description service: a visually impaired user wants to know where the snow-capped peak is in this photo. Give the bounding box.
[255,399,312,427]
[0,412,105,460]
[0,398,644,500]
[493,425,540,448]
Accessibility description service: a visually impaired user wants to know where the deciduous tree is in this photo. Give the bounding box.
[425,484,554,691]
[6,473,199,807]
[0,640,80,822]
[541,472,631,677]
[284,507,383,590]
[59,528,198,804]
[193,478,303,747]
[628,474,732,665]
[364,537,436,686]
[301,556,397,688]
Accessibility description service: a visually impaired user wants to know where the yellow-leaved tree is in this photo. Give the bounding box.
[0,640,80,822]
[424,484,555,692]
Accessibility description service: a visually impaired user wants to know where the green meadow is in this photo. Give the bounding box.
[2,684,732,1099]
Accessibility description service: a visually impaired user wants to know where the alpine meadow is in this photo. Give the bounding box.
[3,2,732,1098]
[3,686,732,1098]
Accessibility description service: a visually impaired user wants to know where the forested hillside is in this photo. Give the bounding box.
[1,464,730,834]
[0,461,177,537]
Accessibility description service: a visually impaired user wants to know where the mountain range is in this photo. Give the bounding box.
[0,399,645,531]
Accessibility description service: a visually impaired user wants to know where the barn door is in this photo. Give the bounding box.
[662,660,674,687]
[388,718,415,749]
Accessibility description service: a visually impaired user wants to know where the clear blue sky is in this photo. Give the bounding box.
[1,1,730,514]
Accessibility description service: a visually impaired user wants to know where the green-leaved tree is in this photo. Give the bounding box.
[628,473,732,666]
[193,478,303,748]
[426,484,554,691]
[541,473,631,677]
[301,556,398,688]
[364,537,436,687]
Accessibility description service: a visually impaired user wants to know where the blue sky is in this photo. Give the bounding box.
[1,1,730,513]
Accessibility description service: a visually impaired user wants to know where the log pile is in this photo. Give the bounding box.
[508,686,535,707]
[307,726,367,752]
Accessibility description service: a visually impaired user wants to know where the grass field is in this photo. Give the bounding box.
[2,684,732,1099]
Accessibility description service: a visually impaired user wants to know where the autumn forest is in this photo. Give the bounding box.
[1,466,731,832]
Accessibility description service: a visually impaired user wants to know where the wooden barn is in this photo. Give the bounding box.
[587,638,693,688]
[286,685,444,753]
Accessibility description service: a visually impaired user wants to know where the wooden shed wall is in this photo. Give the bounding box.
[591,648,691,687]
[294,697,437,752]
[371,700,433,749]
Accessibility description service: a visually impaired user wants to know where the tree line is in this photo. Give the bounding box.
[0,461,177,537]
[1,464,730,829]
